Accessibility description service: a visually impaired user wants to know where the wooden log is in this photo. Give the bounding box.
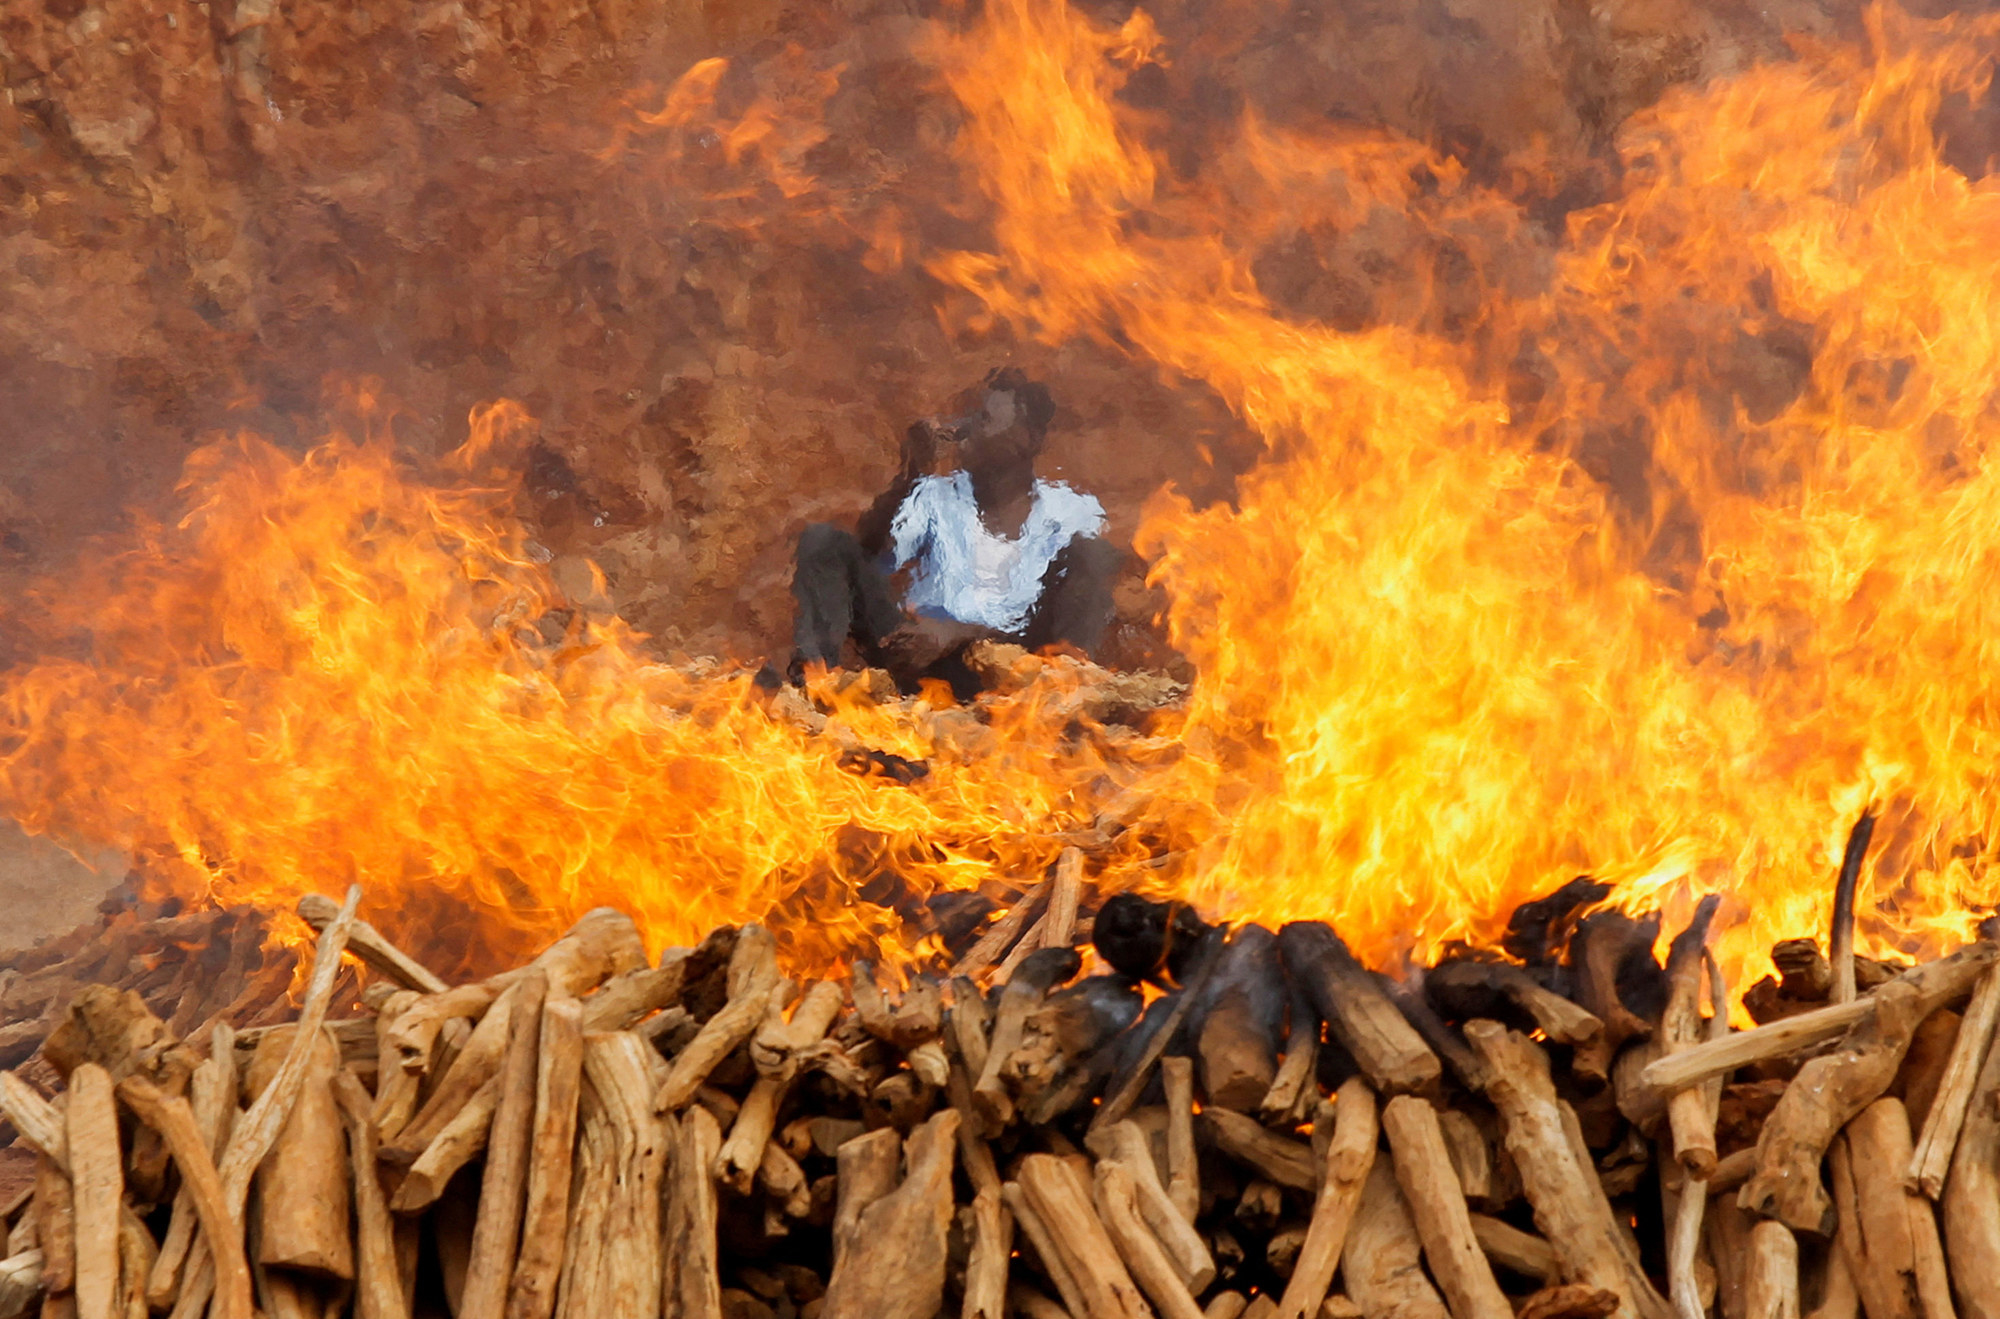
[388,1074,501,1213]
[1434,1109,1498,1207]
[951,883,1052,980]
[554,1088,613,1319]
[384,908,646,1075]
[1016,1154,1154,1319]
[35,1154,73,1298]
[756,1140,812,1219]
[0,1076,67,1171]
[384,980,524,1159]
[1906,963,2000,1197]
[1666,1165,1707,1319]
[822,1111,959,1319]
[1643,945,1998,1094]
[505,995,582,1319]
[1424,961,1603,1050]
[1468,1214,1556,1281]
[1094,936,1224,1134]
[945,1054,1003,1198]
[1661,898,1723,1177]
[1708,1194,1754,1319]
[1840,1099,1940,1319]
[1567,912,1658,1084]
[147,1026,236,1308]
[1274,1081,1377,1319]
[1744,1222,1799,1319]
[1342,1162,1449,1319]
[1943,1001,2000,1319]
[113,1076,252,1319]
[1046,847,1085,948]
[1278,923,1439,1096]
[369,993,422,1145]
[752,981,845,1078]
[662,1106,721,1319]
[212,885,359,1235]
[1893,1010,1960,1135]
[1014,1283,1076,1319]
[584,1032,668,1319]
[721,984,842,1191]
[43,984,198,1097]
[0,1249,42,1318]
[1261,978,1321,1124]
[947,978,992,1082]
[1202,1107,1315,1192]
[1380,1094,1511,1319]
[1095,1160,1203,1319]
[1006,1181,1089,1319]
[1191,927,1284,1113]
[658,926,780,1111]
[1464,1021,1669,1319]
[1383,978,1495,1094]
[832,1127,901,1272]
[1830,813,1878,1007]
[1739,981,1933,1233]
[455,971,548,1319]
[962,1185,1012,1319]
[296,894,447,995]
[64,1066,118,1319]
[1811,1223,1860,1319]
[245,1028,352,1279]
[1517,1287,1621,1319]
[1088,1122,1213,1292]
[975,948,1080,1128]
[1205,1294,1249,1319]
[1161,1056,1198,1225]
[578,958,689,1034]
[330,1071,410,1319]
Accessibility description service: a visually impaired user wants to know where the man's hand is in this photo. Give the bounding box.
[879,616,991,673]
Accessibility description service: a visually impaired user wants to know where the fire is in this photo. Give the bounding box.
[3,0,1999,994]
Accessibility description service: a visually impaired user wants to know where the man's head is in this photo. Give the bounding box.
[957,367,1056,484]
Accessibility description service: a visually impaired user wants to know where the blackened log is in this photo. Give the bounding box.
[1189,926,1286,1112]
[1095,895,1215,986]
[1092,928,1227,1133]
[1503,880,1612,967]
[1830,812,1878,1007]
[1279,923,1440,1097]
[1566,913,1662,1084]
[1383,979,1493,1093]
[1425,961,1603,1050]
[1038,978,1146,1061]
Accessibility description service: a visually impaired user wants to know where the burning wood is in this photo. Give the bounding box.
[0,879,1991,1319]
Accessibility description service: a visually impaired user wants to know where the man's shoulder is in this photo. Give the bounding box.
[1032,479,1106,523]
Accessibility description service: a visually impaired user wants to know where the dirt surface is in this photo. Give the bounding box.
[6,0,1987,668]
[0,819,125,956]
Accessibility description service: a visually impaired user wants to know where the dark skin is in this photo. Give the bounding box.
[857,387,1047,672]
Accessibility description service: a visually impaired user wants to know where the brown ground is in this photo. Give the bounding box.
[0,820,125,955]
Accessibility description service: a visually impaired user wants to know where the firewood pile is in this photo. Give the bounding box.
[0,862,1996,1319]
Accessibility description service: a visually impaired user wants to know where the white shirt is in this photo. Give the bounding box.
[889,471,1106,633]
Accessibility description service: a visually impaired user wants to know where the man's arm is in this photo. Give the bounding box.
[856,421,941,558]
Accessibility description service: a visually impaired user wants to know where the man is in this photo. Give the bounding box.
[790,368,1120,694]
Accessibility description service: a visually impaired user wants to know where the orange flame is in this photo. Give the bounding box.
[2,0,1999,999]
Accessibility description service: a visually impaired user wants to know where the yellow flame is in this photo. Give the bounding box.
[2,0,1998,1000]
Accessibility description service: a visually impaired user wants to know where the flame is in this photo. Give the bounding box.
[3,0,1999,996]
[0,397,1188,975]
[927,0,2000,983]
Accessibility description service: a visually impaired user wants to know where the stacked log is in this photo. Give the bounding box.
[0,868,1993,1319]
